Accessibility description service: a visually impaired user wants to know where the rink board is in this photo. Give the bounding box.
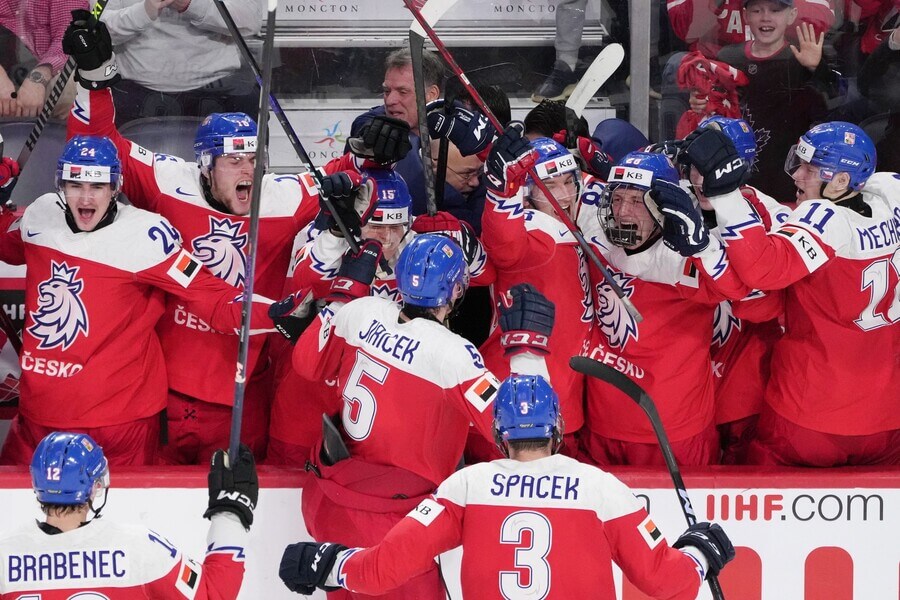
[1,466,898,599]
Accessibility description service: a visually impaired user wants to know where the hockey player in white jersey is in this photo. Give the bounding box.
[0,431,257,599]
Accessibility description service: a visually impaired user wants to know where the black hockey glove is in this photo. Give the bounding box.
[649,179,710,257]
[316,171,376,238]
[426,100,496,156]
[63,10,120,90]
[484,122,537,198]
[269,290,316,344]
[203,444,258,530]
[280,541,349,594]
[673,522,735,578]
[680,128,749,197]
[347,115,412,165]
[499,283,555,356]
[644,139,684,163]
[326,239,383,303]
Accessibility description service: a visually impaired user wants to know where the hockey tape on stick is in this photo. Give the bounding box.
[569,355,726,599]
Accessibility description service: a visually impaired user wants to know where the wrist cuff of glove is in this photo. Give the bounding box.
[203,504,253,530]
[500,330,550,355]
[77,57,120,90]
[326,277,369,303]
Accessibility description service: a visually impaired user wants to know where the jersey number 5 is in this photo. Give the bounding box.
[342,351,390,441]
[499,511,552,600]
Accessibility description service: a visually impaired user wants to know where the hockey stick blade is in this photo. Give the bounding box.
[569,355,727,599]
[410,0,458,37]
[565,43,624,119]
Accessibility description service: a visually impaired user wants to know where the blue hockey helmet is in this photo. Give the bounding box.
[785,121,876,191]
[194,113,258,169]
[493,375,561,450]
[526,137,580,184]
[700,116,757,167]
[364,169,412,228]
[395,233,468,308]
[56,136,122,192]
[31,432,109,506]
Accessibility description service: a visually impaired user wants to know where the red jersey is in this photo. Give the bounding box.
[1,195,270,429]
[711,174,900,435]
[480,188,595,432]
[293,296,502,486]
[67,86,319,406]
[0,514,247,599]
[338,454,704,599]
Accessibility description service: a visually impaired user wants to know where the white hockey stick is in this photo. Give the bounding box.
[410,0,458,38]
[565,43,625,118]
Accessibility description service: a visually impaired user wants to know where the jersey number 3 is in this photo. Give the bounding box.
[342,351,390,441]
[499,511,552,600]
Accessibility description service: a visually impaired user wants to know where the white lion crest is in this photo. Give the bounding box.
[595,270,638,349]
[28,261,89,350]
[192,217,248,287]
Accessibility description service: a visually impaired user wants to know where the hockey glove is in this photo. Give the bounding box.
[484,122,537,198]
[63,10,120,90]
[673,522,735,578]
[426,100,496,156]
[649,179,710,257]
[347,115,412,165]
[316,171,376,238]
[499,283,555,356]
[412,212,480,269]
[644,139,684,163]
[0,157,19,189]
[280,541,348,594]
[326,239,383,303]
[269,289,316,344]
[680,128,749,197]
[576,136,613,181]
[203,444,258,530]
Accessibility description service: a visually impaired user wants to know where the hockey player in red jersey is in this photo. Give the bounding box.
[678,121,900,466]
[60,12,364,464]
[276,233,555,600]
[0,432,256,599]
[576,150,750,466]
[278,374,735,599]
[0,136,276,467]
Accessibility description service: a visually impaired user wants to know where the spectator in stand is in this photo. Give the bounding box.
[675,53,748,138]
[858,24,900,172]
[850,0,899,55]
[0,0,86,118]
[717,0,840,200]
[99,0,264,125]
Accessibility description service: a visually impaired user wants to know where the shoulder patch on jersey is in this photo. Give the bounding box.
[775,225,829,273]
[637,514,664,549]
[129,142,154,166]
[464,372,501,413]
[175,556,202,599]
[167,249,202,288]
[407,498,445,527]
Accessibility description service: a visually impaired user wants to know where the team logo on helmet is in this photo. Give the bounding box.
[594,270,638,349]
[28,262,90,350]
[192,217,248,288]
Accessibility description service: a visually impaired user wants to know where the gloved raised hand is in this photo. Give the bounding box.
[316,171,376,238]
[426,100,496,156]
[326,239,383,303]
[679,127,749,197]
[279,541,349,595]
[63,9,121,90]
[412,211,480,268]
[203,444,258,530]
[499,283,555,356]
[673,522,735,579]
[347,115,412,165]
[268,289,316,344]
[575,136,613,181]
[644,139,684,163]
[484,122,537,198]
[649,179,710,256]
[0,156,20,190]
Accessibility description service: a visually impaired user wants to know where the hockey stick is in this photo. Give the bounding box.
[229,0,277,462]
[403,0,643,323]
[210,0,392,275]
[409,30,438,215]
[568,356,726,599]
[0,0,112,208]
[565,44,625,120]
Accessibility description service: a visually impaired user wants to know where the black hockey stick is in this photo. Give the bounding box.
[569,356,726,599]
[229,0,277,463]
[0,0,112,209]
[403,0,643,324]
[210,0,391,275]
[409,30,438,216]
